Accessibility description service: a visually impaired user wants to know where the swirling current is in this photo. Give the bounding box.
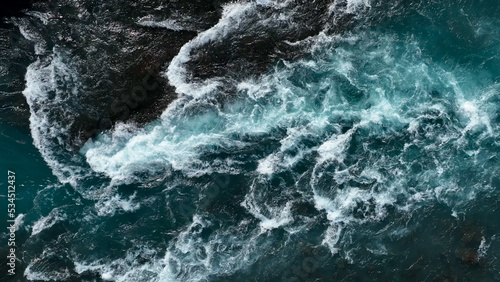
[0,0,499,281]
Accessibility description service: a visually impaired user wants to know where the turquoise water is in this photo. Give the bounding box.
[1,0,500,281]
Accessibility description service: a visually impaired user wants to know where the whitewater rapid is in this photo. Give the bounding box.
[83,16,497,282]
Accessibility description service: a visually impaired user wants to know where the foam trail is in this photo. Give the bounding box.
[72,214,272,282]
[31,209,67,236]
[20,31,104,195]
[137,16,202,32]
[166,2,255,98]
[23,51,83,186]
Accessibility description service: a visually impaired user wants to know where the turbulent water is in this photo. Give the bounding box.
[1,0,500,281]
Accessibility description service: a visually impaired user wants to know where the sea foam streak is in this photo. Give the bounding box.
[166,2,256,98]
[23,49,84,186]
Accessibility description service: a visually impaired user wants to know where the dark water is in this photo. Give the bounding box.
[1,0,499,281]
[0,1,33,22]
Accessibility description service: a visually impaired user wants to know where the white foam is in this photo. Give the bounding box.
[256,155,278,175]
[313,184,395,252]
[461,101,481,131]
[137,16,201,32]
[159,214,269,281]
[166,2,255,98]
[83,120,228,182]
[15,20,47,55]
[138,19,186,31]
[459,100,493,135]
[477,236,491,259]
[346,0,372,14]
[25,11,51,25]
[31,209,67,236]
[70,212,270,281]
[74,247,162,282]
[327,0,372,28]
[14,213,25,232]
[25,263,71,281]
[256,126,320,175]
[95,192,141,217]
[22,49,93,188]
[242,192,294,231]
[317,129,355,164]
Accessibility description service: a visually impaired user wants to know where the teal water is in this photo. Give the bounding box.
[1,0,500,281]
